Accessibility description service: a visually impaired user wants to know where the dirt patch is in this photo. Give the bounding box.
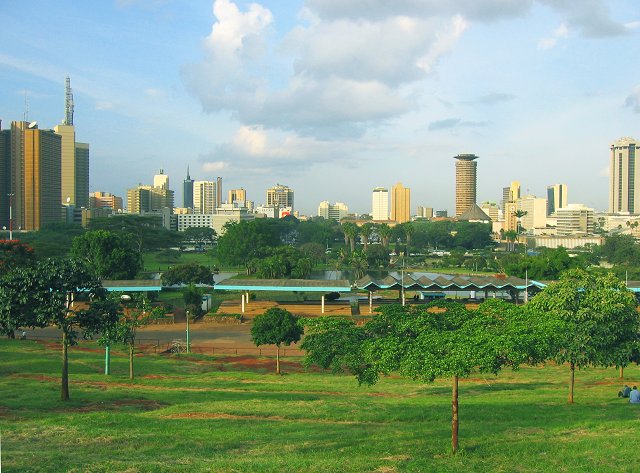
[163,412,373,425]
[10,373,58,382]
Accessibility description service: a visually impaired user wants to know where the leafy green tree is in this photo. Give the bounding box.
[597,234,640,266]
[0,266,42,338]
[16,222,86,258]
[251,307,303,374]
[101,295,164,380]
[365,244,390,268]
[88,215,181,253]
[71,230,142,279]
[216,220,280,273]
[183,284,205,317]
[303,300,553,453]
[29,259,118,400]
[349,250,369,280]
[528,269,640,403]
[298,242,326,265]
[182,226,217,248]
[0,240,36,270]
[162,262,213,286]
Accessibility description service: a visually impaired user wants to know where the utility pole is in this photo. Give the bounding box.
[186,310,190,353]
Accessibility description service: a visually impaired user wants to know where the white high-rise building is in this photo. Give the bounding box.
[372,187,389,221]
[610,137,639,214]
[517,196,547,231]
[154,169,169,190]
[557,204,594,236]
[318,201,349,221]
[193,180,218,214]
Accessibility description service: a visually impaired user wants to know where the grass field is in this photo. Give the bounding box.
[2,339,639,472]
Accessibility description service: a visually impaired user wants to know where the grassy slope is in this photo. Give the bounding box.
[1,339,639,472]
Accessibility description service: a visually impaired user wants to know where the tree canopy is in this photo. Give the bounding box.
[302,300,554,453]
[71,230,142,279]
[162,262,213,286]
[251,307,303,374]
[528,269,640,403]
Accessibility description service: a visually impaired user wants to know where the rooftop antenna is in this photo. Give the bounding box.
[63,76,74,125]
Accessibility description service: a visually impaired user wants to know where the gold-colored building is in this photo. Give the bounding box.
[21,122,62,230]
[228,188,246,204]
[390,182,411,223]
[454,154,478,217]
[90,191,123,211]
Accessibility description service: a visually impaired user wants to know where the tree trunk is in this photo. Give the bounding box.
[620,366,624,380]
[568,363,575,404]
[8,330,15,339]
[129,343,135,381]
[452,375,459,454]
[61,330,70,401]
[276,345,280,375]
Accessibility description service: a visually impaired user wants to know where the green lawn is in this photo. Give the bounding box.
[2,339,639,472]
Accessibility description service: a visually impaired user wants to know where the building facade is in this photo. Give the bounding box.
[372,187,389,221]
[228,188,246,204]
[556,204,594,236]
[416,206,433,219]
[194,180,218,214]
[390,182,410,223]
[183,167,194,209]
[454,154,478,217]
[546,183,567,216]
[609,137,639,214]
[266,184,294,210]
[90,191,123,211]
[517,196,547,232]
[318,201,349,221]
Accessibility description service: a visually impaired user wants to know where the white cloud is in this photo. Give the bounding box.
[625,85,640,113]
[202,161,228,172]
[144,88,164,97]
[538,22,569,50]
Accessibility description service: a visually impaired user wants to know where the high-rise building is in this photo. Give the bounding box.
[546,184,568,216]
[454,154,478,217]
[90,191,123,211]
[416,206,433,219]
[20,122,62,230]
[0,124,10,228]
[480,202,499,222]
[154,169,169,190]
[183,167,194,209]
[53,77,88,209]
[517,195,547,231]
[217,176,222,210]
[228,188,246,204]
[372,187,389,221]
[390,182,410,223]
[609,137,639,214]
[194,180,218,214]
[318,201,349,221]
[557,204,594,236]
[267,184,294,210]
[502,181,520,210]
[127,186,152,214]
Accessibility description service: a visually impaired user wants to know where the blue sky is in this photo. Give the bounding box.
[1,0,639,215]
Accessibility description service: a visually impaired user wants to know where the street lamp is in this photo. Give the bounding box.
[186,310,191,353]
[7,193,14,240]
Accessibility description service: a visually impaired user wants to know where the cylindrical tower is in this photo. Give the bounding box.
[454,154,478,217]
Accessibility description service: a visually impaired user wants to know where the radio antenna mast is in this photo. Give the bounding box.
[63,76,74,125]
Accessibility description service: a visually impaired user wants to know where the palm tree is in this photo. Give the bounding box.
[341,222,359,254]
[403,222,414,248]
[377,223,392,248]
[360,223,374,251]
[349,250,369,280]
[513,210,528,235]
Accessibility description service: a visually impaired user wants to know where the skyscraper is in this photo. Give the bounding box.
[154,168,169,190]
[194,180,218,214]
[502,181,520,210]
[183,166,194,209]
[609,137,639,214]
[20,122,62,230]
[372,187,389,221]
[390,182,411,223]
[228,188,246,204]
[546,184,568,216]
[454,154,478,217]
[267,184,294,210]
[54,77,89,209]
[318,201,349,221]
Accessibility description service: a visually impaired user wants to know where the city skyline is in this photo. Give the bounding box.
[1,1,639,215]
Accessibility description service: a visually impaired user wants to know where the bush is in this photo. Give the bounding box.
[325,292,340,301]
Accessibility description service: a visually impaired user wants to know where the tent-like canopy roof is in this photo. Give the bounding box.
[356,273,536,291]
[102,280,163,292]
[215,279,352,292]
